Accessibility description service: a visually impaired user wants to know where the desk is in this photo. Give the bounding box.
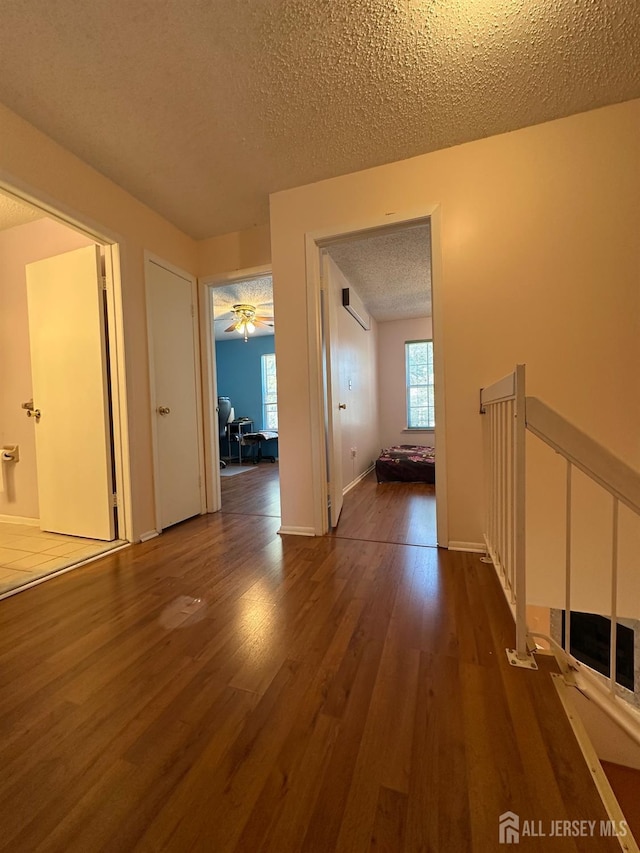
[226,420,254,463]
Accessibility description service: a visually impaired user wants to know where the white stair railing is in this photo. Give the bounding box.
[480,364,534,668]
[481,364,640,743]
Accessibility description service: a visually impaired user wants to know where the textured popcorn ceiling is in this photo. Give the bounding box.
[0,194,45,232]
[327,224,431,322]
[0,1,638,238]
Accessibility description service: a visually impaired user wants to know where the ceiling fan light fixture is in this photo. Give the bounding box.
[228,304,258,342]
[220,302,274,341]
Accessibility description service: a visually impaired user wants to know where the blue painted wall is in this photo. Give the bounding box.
[215,335,277,455]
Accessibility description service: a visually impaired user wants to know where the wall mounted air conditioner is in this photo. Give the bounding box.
[342,288,370,331]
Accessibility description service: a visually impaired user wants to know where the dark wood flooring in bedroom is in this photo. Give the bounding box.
[220,461,281,518]
[220,464,437,550]
[331,470,437,548]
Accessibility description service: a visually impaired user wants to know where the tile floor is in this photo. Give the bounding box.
[0,522,126,596]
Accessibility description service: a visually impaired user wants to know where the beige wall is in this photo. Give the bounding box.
[525,433,640,618]
[326,256,379,490]
[197,224,271,279]
[0,218,95,519]
[0,103,198,538]
[270,99,640,547]
[377,317,434,451]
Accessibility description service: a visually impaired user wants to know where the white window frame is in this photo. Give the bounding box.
[405,340,435,429]
[261,352,278,430]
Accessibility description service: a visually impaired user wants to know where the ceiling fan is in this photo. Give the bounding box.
[223,303,274,341]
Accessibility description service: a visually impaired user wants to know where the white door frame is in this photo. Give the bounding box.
[145,252,206,532]
[0,177,133,543]
[198,264,272,513]
[305,205,449,546]
[320,251,345,529]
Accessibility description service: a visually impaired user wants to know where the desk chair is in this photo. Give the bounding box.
[241,431,278,464]
[217,396,232,468]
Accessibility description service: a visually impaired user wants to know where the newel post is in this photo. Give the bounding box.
[507,364,537,669]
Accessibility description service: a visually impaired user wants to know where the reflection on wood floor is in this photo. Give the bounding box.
[332,470,437,547]
[220,461,281,518]
[219,462,437,549]
[0,506,617,851]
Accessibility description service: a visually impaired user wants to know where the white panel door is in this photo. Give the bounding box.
[25,245,115,540]
[321,252,344,528]
[146,259,203,529]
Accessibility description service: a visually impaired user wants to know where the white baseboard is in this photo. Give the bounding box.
[343,464,375,496]
[138,529,160,543]
[278,525,316,537]
[0,514,40,526]
[448,541,486,553]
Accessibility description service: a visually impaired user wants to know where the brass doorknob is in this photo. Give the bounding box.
[157,406,171,415]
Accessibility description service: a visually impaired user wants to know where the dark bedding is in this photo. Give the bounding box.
[375,445,435,484]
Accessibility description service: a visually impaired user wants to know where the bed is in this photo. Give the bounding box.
[375,444,435,484]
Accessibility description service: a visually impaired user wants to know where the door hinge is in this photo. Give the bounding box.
[191,303,195,318]
[102,275,108,291]
[111,492,118,507]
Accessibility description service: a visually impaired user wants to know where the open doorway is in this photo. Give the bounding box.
[0,190,130,598]
[312,216,441,547]
[202,270,281,521]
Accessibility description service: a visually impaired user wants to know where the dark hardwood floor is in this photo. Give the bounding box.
[332,470,437,547]
[221,461,281,518]
[219,463,436,549]
[0,489,620,851]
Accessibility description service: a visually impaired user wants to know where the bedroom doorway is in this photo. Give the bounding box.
[307,208,446,547]
[200,267,281,522]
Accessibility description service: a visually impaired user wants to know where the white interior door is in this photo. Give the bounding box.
[146,258,203,529]
[25,245,115,540]
[321,252,344,528]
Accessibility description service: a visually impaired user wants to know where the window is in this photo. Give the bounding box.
[261,353,278,429]
[405,340,435,429]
